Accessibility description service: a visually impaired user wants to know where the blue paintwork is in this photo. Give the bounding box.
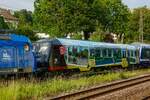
[52,38,137,67]
[51,38,136,50]
[132,43,150,67]
[0,34,36,73]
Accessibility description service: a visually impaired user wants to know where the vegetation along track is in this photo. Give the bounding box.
[49,74,150,100]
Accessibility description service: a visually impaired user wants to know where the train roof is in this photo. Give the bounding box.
[132,42,150,48]
[36,38,136,50]
[0,34,31,43]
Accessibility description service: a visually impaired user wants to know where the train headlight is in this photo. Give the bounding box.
[24,44,30,51]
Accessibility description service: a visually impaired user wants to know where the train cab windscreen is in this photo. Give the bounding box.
[141,48,150,59]
[33,42,51,68]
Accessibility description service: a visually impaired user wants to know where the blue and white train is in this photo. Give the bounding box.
[33,38,149,72]
[0,34,150,74]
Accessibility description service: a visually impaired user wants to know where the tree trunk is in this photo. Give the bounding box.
[83,31,90,40]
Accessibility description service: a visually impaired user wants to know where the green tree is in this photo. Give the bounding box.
[14,9,33,25]
[92,0,130,39]
[14,9,37,41]
[127,7,150,43]
[33,0,130,41]
[89,25,104,42]
[0,16,9,29]
[33,0,96,39]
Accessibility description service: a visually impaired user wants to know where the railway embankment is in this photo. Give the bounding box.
[50,74,150,100]
[0,69,150,99]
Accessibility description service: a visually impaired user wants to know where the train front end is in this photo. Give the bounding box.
[33,39,66,72]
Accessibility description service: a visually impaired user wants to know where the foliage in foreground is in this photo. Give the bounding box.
[0,69,150,100]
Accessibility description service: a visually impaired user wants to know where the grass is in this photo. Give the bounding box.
[1,68,150,100]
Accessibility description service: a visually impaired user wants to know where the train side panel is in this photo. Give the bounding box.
[0,34,35,74]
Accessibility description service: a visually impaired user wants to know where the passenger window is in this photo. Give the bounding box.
[95,48,100,58]
[103,48,107,57]
[78,47,88,65]
[90,48,95,58]
[114,48,121,58]
[100,49,103,57]
[68,46,88,65]
[108,49,112,57]
[131,51,133,57]
[68,46,78,64]
[132,51,135,57]
[122,51,126,58]
[134,51,136,57]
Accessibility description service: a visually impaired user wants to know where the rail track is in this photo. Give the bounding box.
[49,74,150,100]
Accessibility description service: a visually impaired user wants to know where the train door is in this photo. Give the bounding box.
[136,49,140,64]
[121,49,128,68]
[0,45,17,70]
[49,45,66,71]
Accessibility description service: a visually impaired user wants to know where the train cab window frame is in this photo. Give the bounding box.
[35,42,51,63]
[141,48,150,59]
[24,44,30,52]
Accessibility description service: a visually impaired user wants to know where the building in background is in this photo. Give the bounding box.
[0,8,18,29]
[36,33,50,39]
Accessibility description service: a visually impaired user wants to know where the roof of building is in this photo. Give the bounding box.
[0,8,18,21]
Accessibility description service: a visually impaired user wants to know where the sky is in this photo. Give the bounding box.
[0,0,34,11]
[0,0,150,11]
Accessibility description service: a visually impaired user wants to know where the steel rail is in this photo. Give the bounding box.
[48,74,150,100]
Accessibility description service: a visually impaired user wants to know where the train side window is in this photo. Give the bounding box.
[103,48,107,57]
[68,46,73,64]
[114,48,121,58]
[129,50,134,57]
[128,50,130,57]
[90,48,95,58]
[100,49,103,57]
[131,51,133,57]
[111,49,113,57]
[77,47,88,65]
[136,50,139,57]
[122,50,126,58]
[68,46,78,64]
[68,46,88,65]
[95,48,100,58]
[108,49,112,57]
[133,51,136,57]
